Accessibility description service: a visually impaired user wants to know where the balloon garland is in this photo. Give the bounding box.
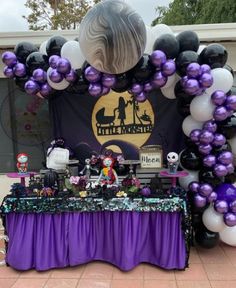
[1,0,236,246]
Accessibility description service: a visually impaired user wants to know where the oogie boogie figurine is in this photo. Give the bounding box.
[17,153,29,173]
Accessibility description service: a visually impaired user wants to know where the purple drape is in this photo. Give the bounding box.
[6,211,186,271]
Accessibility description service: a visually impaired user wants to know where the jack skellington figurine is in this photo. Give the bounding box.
[79,158,99,179]
[167,152,179,174]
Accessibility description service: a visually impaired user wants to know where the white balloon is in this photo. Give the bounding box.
[197,44,207,55]
[145,25,155,54]
[39,40,47,55]
[206,68,233,95]
[161,74,180,99]
[151,24,174,41]
[202,205,226,232]
[179,170,199,190]
[47,67,70,90]
[220,225,236,246]
[61,40,85,70]
[182,115,204,137]
[190,93,215,122]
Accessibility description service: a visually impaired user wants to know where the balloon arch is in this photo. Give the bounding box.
[2,0,236,247]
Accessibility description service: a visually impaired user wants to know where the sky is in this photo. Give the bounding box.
[0,0,172,32]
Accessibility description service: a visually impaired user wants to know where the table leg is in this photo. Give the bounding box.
[20,177,25,186]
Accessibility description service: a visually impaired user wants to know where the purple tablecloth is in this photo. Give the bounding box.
[6,211,186,271]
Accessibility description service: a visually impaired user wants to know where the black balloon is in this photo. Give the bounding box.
[153,34,179,59]
[180,148,202,170]
[213,141,232,154]
[14,76,30,91]
[199,168,223,188]
[14,42,38,64]
[227,86,236,96]
[217,115,236,139]
[129,54,155,82]
[176,51,199,76]
[176,30,200,52]
[46,36,67,57]
[26,52,49,75]
[199,44,228,69]
[195,226,220,249]
[112,73,132,93]
[192,212,203,228]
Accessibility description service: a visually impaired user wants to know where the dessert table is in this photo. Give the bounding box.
[0,196,191,271]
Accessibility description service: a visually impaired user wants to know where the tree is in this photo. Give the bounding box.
[23,0,101,30]
[152,0,236,26]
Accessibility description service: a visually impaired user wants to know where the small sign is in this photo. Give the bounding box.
[139,145,163,169]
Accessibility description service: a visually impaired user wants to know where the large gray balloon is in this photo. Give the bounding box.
[78,0,146,74]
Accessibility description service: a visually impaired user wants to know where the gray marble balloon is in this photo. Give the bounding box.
[78,0,146,74]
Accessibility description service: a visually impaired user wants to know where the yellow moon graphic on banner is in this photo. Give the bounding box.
[92,91,154,152]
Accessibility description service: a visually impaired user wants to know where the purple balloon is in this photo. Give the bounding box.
[200,64,211,74]
[203,120,217,133]
[40,82,53,97]
[49,69,63,83]
[161,59,176,76]
[101,86,110,96]
[2,51,17,67]
[186,62,201,79]
[211,90,226,106]
[33,68,47,83]
[3,66,14,78]
[195,88,204,96]
[199,183,213,197]
[224,213,236,227]
[203,154,216,168]
[214,200,229,214]
[188,181,200,193]
[208,191,218,203]
[226,95,236,111]
[131,83,143,94]
[214,163,228,177]
[198,144,212,155]
[230,200,236,213]
[88,83,102,97]
[57,58,71,74]
[140,186,151,196]
[226,163,235,174]
[184,79,200,95]
[49,55,60,69]
[190,129,202,143]
[24,80,40,95]
[102,74,116,88]
[152,71,167,88]
[217,151,233,165]
[143,82,153,93]
[215,184,236,203]
[214,106,228,121]
[199,130,214,144]
[135,91,147,103]
[13,63,26,77]
[85,66,102,83]
[212,133,226,147]
[150,50,167,68]
[199,73,213,88]
[65,69,77,82]
[194,193,207,208]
